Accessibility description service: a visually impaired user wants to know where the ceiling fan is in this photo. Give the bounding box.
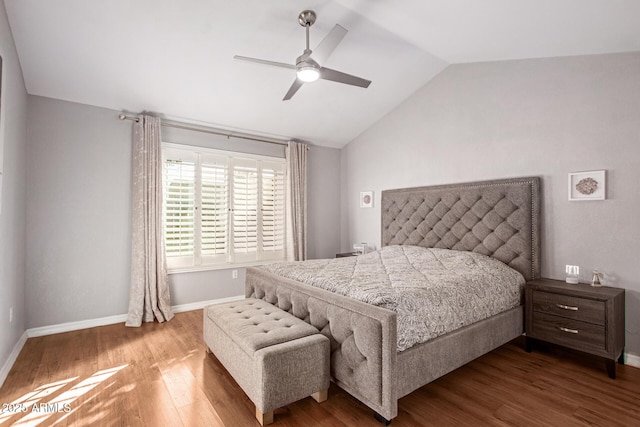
[234,10,371,101]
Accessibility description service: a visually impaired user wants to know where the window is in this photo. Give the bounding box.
[163,144,286,270]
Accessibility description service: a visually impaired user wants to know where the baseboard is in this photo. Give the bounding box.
[625,351,640,369]
[27,313,129,338]
[26,294,245,338]
[171,295,244,313]
[0,331,28,388]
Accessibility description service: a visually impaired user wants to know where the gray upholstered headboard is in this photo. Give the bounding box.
[381,176,540,280]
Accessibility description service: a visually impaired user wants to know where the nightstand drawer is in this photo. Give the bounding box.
[531,290,605,325]
[531,312,605,352]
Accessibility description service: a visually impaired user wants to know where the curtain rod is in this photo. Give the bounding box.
[118,114,289,147]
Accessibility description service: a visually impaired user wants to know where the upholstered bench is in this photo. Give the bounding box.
[203,298,330,425]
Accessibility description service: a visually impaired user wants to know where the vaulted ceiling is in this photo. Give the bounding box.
[6,1,640,148]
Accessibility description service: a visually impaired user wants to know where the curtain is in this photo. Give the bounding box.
[285,141,308,261]
[125,115,174,327]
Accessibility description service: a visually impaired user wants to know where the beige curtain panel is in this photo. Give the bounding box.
[285,141,308,261]
[126,115,174,327]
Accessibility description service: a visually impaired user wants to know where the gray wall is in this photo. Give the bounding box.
[342,52,640,356]
[0,0,28,373]
[26,96,132,327]
[26,95,342,327]
[308,145,341,260]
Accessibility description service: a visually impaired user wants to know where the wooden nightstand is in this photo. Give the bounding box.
[525,278,625,379]
[335,252,358,258]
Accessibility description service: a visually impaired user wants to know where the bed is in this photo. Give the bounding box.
[246,176,541,423]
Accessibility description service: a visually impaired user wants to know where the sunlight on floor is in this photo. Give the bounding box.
[1,365,128,426]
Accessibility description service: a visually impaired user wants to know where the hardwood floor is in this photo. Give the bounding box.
[1,310,639,426]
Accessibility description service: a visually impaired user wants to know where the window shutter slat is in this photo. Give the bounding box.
[233,165,259,257]
[261,166,285,255]
[201,162,228,256]
[163,159,196,258]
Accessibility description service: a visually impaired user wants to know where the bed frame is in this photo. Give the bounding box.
[246,176,541,423]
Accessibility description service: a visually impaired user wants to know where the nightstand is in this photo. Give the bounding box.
[525,278,625,379]
[335,252,358,258]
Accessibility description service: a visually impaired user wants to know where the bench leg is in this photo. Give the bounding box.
[311,389,328,403]
[374,412,392,425]
[256,407,274,426]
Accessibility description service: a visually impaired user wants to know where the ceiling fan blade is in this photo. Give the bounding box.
[310,24,348,65]
[234,55,296,70]
[319,67,371,88]
[283,79,304,101]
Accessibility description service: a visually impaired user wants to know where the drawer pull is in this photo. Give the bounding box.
[556,303,578,311]
[558,326,579,334]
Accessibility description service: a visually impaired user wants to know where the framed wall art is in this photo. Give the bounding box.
[360,191,374,208]
[568,170,606,201]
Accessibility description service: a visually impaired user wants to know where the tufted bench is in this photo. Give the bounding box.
[203,298,330,425]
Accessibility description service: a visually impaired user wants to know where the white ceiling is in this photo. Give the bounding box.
[5,0,640,148]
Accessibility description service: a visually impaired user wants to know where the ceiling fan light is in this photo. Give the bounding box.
[297,66,320,82]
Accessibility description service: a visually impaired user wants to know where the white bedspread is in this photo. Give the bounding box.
[258,245,525,351]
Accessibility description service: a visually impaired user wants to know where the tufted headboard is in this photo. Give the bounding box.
[381,176,540,280]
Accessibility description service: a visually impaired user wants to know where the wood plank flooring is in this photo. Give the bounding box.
[1,310,639,426]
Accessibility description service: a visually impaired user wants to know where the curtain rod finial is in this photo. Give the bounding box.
[119,114,141,123]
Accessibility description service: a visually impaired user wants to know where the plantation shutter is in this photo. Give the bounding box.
[163,149,197,268]
[200,154,228,264]
[162,144,286,270]
[261,161,286,260]
[231,159,259,262]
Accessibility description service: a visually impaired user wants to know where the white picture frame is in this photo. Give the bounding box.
[568,170,606,201]
[360,191,374,208]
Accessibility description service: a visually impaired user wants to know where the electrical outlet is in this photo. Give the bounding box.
[232,269,238,279]
[9,306,13,324]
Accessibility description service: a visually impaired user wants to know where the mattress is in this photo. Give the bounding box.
[258,245,525,351]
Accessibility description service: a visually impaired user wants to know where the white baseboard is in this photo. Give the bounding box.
[26,295,245,338]
[171,295,244,313]
[27,313,128,338]
[0,331,28,388]
[625,352,640,369]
